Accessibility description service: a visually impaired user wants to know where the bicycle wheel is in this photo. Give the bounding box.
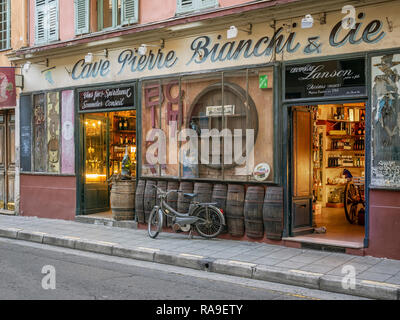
[148,208,163,239]
[194,207,224,239]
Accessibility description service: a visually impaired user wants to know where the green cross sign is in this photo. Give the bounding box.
[259,75,268,89]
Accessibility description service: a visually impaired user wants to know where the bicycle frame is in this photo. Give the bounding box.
[155,187,225,226]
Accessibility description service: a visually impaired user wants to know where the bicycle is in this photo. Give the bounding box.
[147,185,225,239]
[344,176,365,225]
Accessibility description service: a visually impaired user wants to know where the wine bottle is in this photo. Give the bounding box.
[119,134,123,145]
[123,118,128,130]
[118,118,123,130]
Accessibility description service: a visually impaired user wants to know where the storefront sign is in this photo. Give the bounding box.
[285,58,366,99]
[21,4,400,92]
[0,67,16,107]
[79,86,135,111]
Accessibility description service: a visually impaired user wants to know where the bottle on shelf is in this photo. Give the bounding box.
[360,110,365,121]
[118,118,123,130]
[119,134,123,145]
[123,118,128,130]
[124,135,128,145]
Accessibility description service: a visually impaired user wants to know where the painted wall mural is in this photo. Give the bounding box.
[371,53,400,188]
[33,94,47,172]
[47,92,60,173]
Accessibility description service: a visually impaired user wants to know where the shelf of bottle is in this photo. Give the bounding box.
[326,149,365,152]
[113,130,136,133]
[326,183,347,186]
[327,135,364,139]
[325,119,365,123]
[326,166,364,169]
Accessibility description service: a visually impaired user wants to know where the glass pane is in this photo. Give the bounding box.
[182,73,223,180]
[84,115,108,184]
[7,124,14,166]
[141,80,162,177]
[109,110,136,178]
[101,0,113,29]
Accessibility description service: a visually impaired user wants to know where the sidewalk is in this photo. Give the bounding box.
[0,214,399,300]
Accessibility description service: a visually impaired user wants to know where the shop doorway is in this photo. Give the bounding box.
[290,103,366,246]
[80,110,137,216]
[0,111,15,213]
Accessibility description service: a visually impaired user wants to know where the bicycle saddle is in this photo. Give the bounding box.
[183,193,197,199]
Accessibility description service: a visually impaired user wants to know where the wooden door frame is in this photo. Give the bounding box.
[283,99,369,241]
[0,110,15,213]
[80,113,110,215]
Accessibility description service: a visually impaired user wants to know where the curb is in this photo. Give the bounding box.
[0,227,399,300]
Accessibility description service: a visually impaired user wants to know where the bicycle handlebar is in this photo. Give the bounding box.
[152,184,181,198]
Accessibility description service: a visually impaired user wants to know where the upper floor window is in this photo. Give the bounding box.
[35,0,59,45]
[177,0,218,14]
[0,0,10,50]
[75,0,138,36]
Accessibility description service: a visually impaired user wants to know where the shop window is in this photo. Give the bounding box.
[371,53,400,188]
[35,0,59,44]
[0,0,10,50]
[176,0,218,14]
[141,68,274,182]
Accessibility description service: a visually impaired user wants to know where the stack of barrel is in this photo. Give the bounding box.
[134,180,284,240]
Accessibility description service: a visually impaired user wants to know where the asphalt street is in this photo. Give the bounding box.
[0,237,365,300]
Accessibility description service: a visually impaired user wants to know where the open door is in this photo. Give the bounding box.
[291,107,313,236]
[82,114,110,214]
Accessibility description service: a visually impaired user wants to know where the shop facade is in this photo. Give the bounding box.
[18,1,400,259]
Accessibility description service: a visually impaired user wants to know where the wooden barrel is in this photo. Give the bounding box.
[166,181,179,227]
[144,180,157,223]
[135,179,146,223]
[244,186,265,238]
[193,182,212,203]
[212,184,228,233]
[157,180,168,227]
[226,184,245,237]
[177,181,193,213]
[110,180,135,221]
[263,187,284,240]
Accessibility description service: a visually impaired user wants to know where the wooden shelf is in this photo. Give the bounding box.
[326,149,364,152]
[327,135,364,139]
[326,166,364,169]
[113,130,136,133]
[326,119,365,123]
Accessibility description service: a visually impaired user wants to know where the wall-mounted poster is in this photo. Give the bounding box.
[371,53,400,188]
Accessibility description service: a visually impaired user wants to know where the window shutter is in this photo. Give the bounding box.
[199,0,217,9]
[74,0,89,35]
[35,0,47,44]
[177,0,195,13]
[121,0,138,25]
[47,0,59,41]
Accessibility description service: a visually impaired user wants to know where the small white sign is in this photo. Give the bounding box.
[206,105,235,117]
